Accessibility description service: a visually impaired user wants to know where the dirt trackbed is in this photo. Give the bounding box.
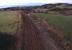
[16,11,64,50]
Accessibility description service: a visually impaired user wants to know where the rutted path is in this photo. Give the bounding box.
[16,10,64,50]
[31,15,63,50]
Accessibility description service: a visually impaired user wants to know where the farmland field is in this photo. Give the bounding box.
[33,13,72,40]
[0,11,17,35]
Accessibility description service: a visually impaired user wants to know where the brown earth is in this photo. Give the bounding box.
[16,10,64,50]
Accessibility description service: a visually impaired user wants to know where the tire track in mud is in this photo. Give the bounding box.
[16,11,64,50]
[31,15,63,50]
[21,13,44,50]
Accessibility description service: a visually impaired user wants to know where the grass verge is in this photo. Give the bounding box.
[0,11,17,35]
[33,13,72,40]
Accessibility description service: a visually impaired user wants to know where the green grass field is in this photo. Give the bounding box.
[33,13,72,40]
[0,11,17,35]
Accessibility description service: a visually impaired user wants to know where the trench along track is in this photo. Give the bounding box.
[16,11,64,50]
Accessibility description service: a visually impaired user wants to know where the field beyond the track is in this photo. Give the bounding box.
[33,13,72,40]
[0,11,17,34]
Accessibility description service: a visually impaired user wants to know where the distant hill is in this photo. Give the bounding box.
[41,3,72,10]
[0,3,72,12]
[42,3,72,15]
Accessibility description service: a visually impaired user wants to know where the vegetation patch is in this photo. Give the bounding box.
[0,11,17,35]
[33,13,72,41]
[0,32,16,50]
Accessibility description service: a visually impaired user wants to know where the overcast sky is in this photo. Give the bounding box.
[0,0,72,8]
